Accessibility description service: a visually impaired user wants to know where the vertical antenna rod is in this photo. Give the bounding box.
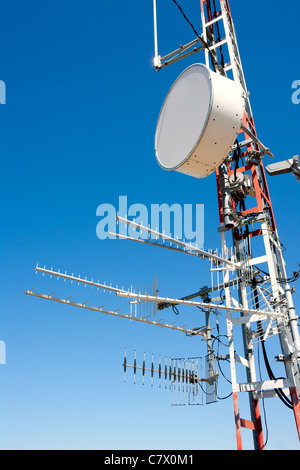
[153,0,160,68]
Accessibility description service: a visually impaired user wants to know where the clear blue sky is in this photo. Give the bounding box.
[0,0,299,450]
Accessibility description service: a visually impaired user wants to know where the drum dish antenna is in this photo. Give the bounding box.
[155,63,244,179]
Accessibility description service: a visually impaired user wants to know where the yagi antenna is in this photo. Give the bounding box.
[26,281,208,339]
[123,349,214,406]
[33,264,279,319]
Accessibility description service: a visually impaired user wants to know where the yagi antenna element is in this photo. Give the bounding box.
[155,63,244,179]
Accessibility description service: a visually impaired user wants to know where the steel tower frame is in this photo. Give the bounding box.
[199,0,300,450]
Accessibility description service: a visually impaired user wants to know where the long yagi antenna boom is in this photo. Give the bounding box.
[116,215,243,270]
[116,290,280,319]
[25,290,207,338]
[109,232,206,259]
[34,265,279,318]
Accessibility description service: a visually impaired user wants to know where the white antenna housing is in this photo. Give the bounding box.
[155,64,244,179]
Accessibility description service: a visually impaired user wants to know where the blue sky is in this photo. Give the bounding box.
[0,0,299,450]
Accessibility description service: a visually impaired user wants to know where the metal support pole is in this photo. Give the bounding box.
[285,284,300,358]
[253,398,264,450]
[290,387,300,441]
[218,162,236,229]
[236,248,264,451]
[233,392,243,450]
[205,310,215,392]
[153,0,160,68]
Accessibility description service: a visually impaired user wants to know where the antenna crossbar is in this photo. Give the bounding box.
[157,39,205,69]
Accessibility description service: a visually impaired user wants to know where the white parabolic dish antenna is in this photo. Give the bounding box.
[155,64,245,179]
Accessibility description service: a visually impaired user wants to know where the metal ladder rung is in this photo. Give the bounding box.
[240,419,256,431]
[204,14,223,29]
[209,38,227,51]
